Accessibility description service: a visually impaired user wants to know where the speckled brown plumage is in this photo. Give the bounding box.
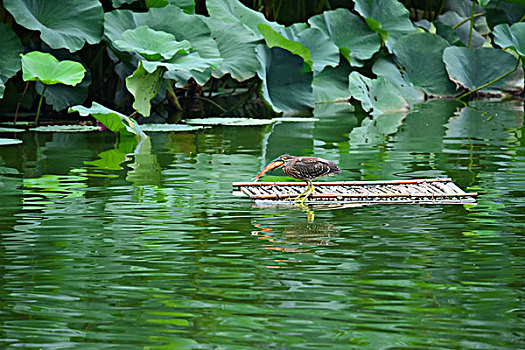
[280,155,340,185]
[253,154,340,203]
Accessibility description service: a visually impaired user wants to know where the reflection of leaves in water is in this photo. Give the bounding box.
[446,100,524,142]
[126,137,162,185]
[84,136,135,171]
[23,174,87,209]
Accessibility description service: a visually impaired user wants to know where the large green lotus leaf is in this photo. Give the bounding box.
[146,0,195,13]
[140,124,203,131]
[142,51,219,86]
[114,26,192,61]
[3,0,103,52]
[485,2,525,29]
[205,20,259,81]
[309,8,381,67]
[35,71,91,111]
[206,0,282,39]
[436,11,485,48]
[69,102,146,138]
[372,57,425,107]
[312,60,351,103]
[0,24,24,98]
[256,45,314,114]
[434,21,464,46]
[21,51,86,86]
[113,0,138,7]
[443,46,524,93]
[32,125,100,132]
[349,72,409,116]
[258,24,313,70]
[392,32,456,96]
[104,6,221,84]
[185,117,273,126]
[0,138,23,146]
[281,26,340,75]
[493,22,525,57]
[126,61,165,117]
[353,0,415,52]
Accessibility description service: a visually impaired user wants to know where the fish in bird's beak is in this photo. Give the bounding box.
[252,160,284,182]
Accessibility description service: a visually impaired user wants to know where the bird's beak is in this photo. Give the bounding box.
[252,160,284,182]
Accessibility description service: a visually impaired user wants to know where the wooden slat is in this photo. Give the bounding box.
[232,178,452,187]
[250,193,478,199]
[232,177,477,205]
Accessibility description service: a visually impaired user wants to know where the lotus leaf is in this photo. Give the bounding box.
[312,62,351,103]
[434,21,463,46]
[485,2,525,29]
[113,0,139,7]
[126,61,165,116]
[0,127,25,132]
[493,22,525,57]
[273,117,320,122]
[140,124,204,131]
[31,125,101,132]
[349,72,409,116]
[146,0,195,13]
[0,24,24,98]
[280,26,340,75]
[104,6,222,84]
[443,47,523,93]
[436,11,485,48]
[353,0,415,52]
[392,33,456,96]
[0,138,23,146]
[309,8,381,67]
[313,103,355,119]
[185,118,273,126]
[256,45,314,114]
[35,72,91,112]
[114,26,192,61]
[372,57,424,107]
[4,0,103,52]
[69,102,146,138]
[143,52,219,86]
[206,0,282,39]
[205,20,260,81]
[258,24,313,70]
[21,52,86,86]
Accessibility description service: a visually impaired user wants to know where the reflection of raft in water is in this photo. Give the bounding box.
[233,178,477,205]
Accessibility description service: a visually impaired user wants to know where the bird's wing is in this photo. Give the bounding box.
[293,157,339,178]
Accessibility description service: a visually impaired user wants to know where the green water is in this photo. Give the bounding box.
[0,100,524,349]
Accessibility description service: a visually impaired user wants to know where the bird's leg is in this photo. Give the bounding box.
[294,181,314,204]
[307,209,315,223]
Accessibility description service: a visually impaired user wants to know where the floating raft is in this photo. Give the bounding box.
[232,178,477,205]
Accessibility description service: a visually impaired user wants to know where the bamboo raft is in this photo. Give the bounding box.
[232,178,477,205]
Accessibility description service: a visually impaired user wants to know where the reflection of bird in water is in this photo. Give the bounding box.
[252,222,339,248]
[253,154,340,204]
[283,222,339,246]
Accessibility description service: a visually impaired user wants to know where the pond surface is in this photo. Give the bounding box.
[0,100,524,349]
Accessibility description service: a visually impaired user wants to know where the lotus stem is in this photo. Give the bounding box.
[467,1,476,48]
[452,13,484,30]
[456,56,521,100]
[14,81,30,126]
[196,96,227,112]
[35,85,47,126]
[166,80,183,111]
